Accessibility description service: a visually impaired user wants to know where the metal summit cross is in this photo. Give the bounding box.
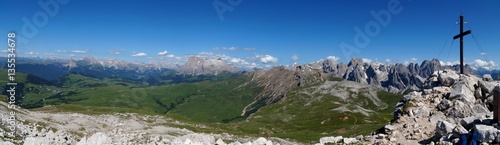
[453,14,472,74]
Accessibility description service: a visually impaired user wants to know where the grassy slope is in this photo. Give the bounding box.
[221,81,403,143]
[11,71,261,123]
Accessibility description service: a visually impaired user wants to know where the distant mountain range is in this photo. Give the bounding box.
[0,56,481,94]
[0,56,242,82]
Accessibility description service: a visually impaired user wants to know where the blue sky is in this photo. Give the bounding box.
[1,0,499,69]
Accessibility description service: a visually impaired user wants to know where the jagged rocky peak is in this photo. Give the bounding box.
[419,58,442,78]
[315,57,476,93]
[347,57,364,67]
[178,56,241,75]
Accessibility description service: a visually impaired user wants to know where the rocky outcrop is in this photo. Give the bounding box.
[241,65,327,116]
[365,71,500,144]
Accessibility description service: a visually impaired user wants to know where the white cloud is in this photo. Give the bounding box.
[198,52,214,56]
[474,59,489,66]
[132,52,147,57]
[53,50,67,53]
[158,51,168,56]
[108,50,120,55]
[439,61,460,66]
[213,47,238,51]
[167,54,175,58]
[0,50,8,53]
[385,59,392,64]
[72,50,86,53]
[402,61,410,66]
[362,58,372,64]
[244,48,256,51]
[327,56,340,62]
[229,58,245,63]
[26,51,37,55]
[291,54,299,61]
[259,55,278,63]
[480,52,487,56]
[410,58,418,62]
[401,58,419,65]
[250,63,258,67]
[472,59,496,70]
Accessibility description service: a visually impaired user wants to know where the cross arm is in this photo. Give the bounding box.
[453,30,472,39]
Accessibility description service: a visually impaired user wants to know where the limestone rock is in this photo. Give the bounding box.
[483,74,493,82]
[177,134,215,145]
[460,116,481,130]
[77,132,112,145]
[436,120,456,137]
[413,106,430,117]
[384,125,395,133]
[216,138,227,145]
[445,100,474,118]
[438,99,451,111]
[452,125,468,138]
[404,91,422,101]
[343,138,358,144]
[473,124,499,143]
[0,141,14,145]
[473,104,491,115]
[449,82,475,104]
[319,136,342,144]
[254,137,271,145]
[437,70,459,87]
[423,75,439,89]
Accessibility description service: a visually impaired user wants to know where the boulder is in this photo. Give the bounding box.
[178,134,215,145]
[449,82,475,104]
[404,91,422,101]
[355,135,364,141]
[413,106,430,117]
[423,77,439,89]
[430,112,447,125]
[436,120,456,137]
[319,136,342,144]
[437,99,451,111]
[216,138,227,145]
[452,125,468,138]
[445,100,474,118]
[473,124,499,143]
[384,125,395,133]
[473,104,491,115]
[479,80,497,99]
[486,96,494,111]
[76,132,112,145]
[0,141,14,145]
[433,86,452,94]
[483,74,493,82]
[460,116,481,130]
[343,138,358,144]
[437,70,459,87]
[254,137,273,145]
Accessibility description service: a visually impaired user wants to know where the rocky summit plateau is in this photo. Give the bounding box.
[371,71,500,144]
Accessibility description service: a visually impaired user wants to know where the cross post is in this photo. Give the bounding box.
[453,14,472,74]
